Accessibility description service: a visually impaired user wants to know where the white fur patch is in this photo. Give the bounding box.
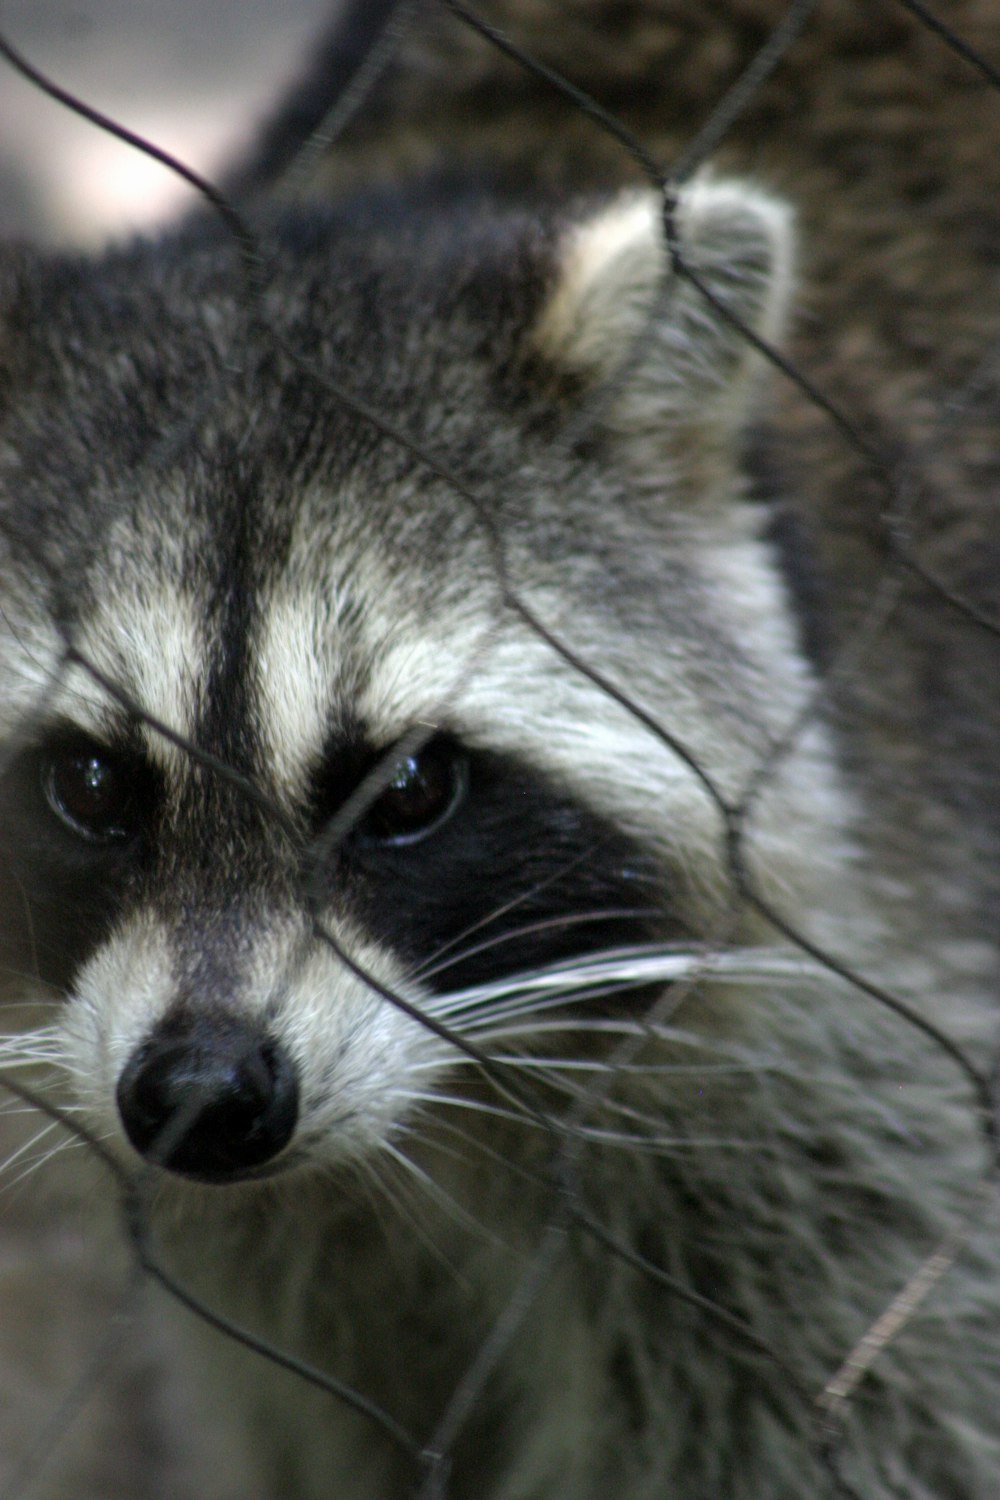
[254,589,342,791]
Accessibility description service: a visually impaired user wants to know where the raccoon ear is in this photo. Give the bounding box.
[534,177,794,434]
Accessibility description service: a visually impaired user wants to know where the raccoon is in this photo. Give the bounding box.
[1,4,999,1500]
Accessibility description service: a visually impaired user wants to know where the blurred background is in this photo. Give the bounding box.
[0,0,333,244]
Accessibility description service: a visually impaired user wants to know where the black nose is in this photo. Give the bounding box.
[116,1012,299,1182]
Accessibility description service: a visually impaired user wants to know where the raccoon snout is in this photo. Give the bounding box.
[115,1012,299,1183]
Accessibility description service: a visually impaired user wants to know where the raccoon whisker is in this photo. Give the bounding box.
[0,994,64,1016]
[0,958,67,995]
[422,1113,561,1186]
[452,984,659,1027]
[406,1088,543,1129]
[431,983,738,1038]
[409,1081,608,1149]
[9,875,42,983]
[416,1107,635,1194]
[377,1138,517,1258]
[418,1086,744,1155]
[0,1114,62,1161]
[409,1019,731,1073]
[0,1090,83,1116]
[0,1044,65,1072]
[346,1139,473,1277]
[578,1126,756,1153]
[356,1145,467,1268]
[0,1134,95,1198]
[427,978,622,1028]
[429,975,655,1028]
[0,1117,74,1181]
[411,1084,656,1149]
[2,976,75,1011]
[411,907,657,985]
[453,1008,748,1045]
[472,1062,742,1141]
[408,838,626,980]
[0,1049,64,1070]
[439,1048,697,1117]
[426,1107,699,1198]
[415,1027,765,1077]
[425,978,650,1038]
[432,945,826,1021]
[452,1040,763,1077]
[0,1021,64,1044]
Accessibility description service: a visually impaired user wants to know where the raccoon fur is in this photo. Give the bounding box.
[0,4,999,1500]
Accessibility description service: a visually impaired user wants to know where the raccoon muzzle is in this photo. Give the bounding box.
[115,1011,299,1183]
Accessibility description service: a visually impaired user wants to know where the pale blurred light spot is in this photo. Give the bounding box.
[8,93,252,245]
[52,113,235,243]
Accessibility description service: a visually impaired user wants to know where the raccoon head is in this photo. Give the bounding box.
[0,175,839,1189]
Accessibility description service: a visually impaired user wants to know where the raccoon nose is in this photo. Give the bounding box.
[115,1013,299,1182]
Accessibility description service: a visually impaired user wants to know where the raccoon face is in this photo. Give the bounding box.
[0,176,834,1187]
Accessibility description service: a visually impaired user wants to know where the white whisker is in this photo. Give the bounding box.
[0,1132,96,1197]
[0,1023,66,1066]
[413,907,654,985]
[408,1083,749,1156]
[378,1138,516,1256]
[408,837,642,982]
[0,1116,94,1195]
[0,1099,83,1119]
[411,1015,777,1074]
[430,945,827,1025]
[452,1045,756,1074]
[405,1089,538,1127]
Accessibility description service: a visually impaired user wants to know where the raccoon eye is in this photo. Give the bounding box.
[359,740,468,846]
[41,738,145,844]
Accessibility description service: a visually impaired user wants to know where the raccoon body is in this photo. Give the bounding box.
[1,7,999,1500]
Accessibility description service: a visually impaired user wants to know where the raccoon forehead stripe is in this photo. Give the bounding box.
[254,590,344,789]
[252,562,401,791]
[253,558,496,793]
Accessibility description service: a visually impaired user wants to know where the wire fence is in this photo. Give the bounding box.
[0,1,999,1497]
